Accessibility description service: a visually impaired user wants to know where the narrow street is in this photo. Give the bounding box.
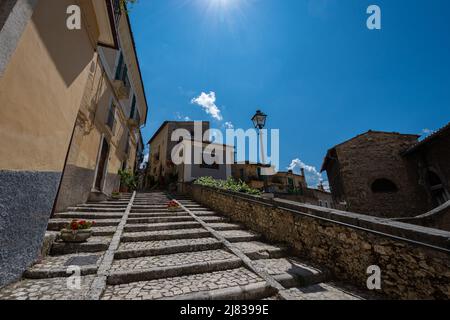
[0,192,365,300]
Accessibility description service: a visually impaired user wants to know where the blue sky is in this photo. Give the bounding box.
[129,0,450,187]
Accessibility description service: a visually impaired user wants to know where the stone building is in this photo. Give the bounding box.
[321,126,450,218]
[231,162,271,189]
[146,121,234,188]
[0,0,146,286]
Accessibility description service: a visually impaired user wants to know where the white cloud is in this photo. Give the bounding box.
[421,128,434,136]
[175,112,192,121]
[191,91,223,121]
[223,121,234,129]
[287,158,329,190]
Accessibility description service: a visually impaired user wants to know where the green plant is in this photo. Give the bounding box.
[119,0,137,12]
[118,169,137,190]
[194,177,262,196]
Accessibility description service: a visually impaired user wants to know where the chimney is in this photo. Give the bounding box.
[301,168,305,177]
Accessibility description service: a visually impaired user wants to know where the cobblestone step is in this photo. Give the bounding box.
[80,203,128,208]
[23,253,103,279]
[91,226,117,236]
[127,216,195,224]
[232,241,287,260]
[218,230,262,243]
[47,218,120,231]
[115,238,223,259]
[124,221,201,232]
[51,236,112,255]
[252,258,327,288]
[53,212,124,219]
[190,211,218,216]
[67,206,125,212]
[108,250,242,285]
[102,268,274,300]
[198,216,228,223]
[121,228,211,242]
[0,275,96,300]
[128,212,191,218]
[205,222,243,231]
[131,208,185,213]
[279,283,363,300]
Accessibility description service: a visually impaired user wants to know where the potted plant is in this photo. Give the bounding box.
[60,219,95,243]
[118,169,137,193]
[111,191,120,199]
[167,200,180,212]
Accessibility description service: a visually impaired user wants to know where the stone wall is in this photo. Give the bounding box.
[187,184,450,299]
[324,132,429,218]
[393,201,450,232]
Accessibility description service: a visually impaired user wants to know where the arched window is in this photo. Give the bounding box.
[371,179,398,193]
[427,171,449,206]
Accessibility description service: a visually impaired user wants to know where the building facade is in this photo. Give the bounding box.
[321,127,450,218]
[0,0,147,286]
[146,121,234,188]
[54,6,148,210]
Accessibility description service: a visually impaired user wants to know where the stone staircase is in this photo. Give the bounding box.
[0,192,366,300]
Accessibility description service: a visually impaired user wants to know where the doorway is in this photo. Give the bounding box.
[94,138,109,191]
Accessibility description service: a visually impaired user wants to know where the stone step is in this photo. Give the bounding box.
[23,253,103,279]
[47,218,120,231]
[91,226,117,236]
[127,216,195,224]
[115,238,223,259]
[102,268,274,300]
[131,205,167,209]
[198,216,228,223]
[121,228,211,242]
[107,250,242,285]
[131,208,185,213]
[190,211,218,216]
[124,221,201,233]
[53,212,124,220]
[51,236,111,255]
[186,207,211,211]
[206,222,243,231]
[233,242,287,260]
[279,283,363,300]
[0,275,96,300]
[128,212,190,218]
[252,258,327,288]
[217,230,261,243]
[67,206,125,212]
[81,203,128,207]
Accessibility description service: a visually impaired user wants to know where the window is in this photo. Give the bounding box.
[115,52,129,87]
[106,103,115,131]
[371,179,398,193]
[427,171,449,206]
[130,95,136,119]
[288,178,294,188]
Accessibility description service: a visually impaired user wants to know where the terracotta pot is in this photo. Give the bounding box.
[60,229,92,243]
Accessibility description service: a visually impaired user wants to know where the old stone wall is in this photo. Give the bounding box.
[187,184,450,299]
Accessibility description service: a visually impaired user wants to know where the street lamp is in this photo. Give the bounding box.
[251,110,267,130]
[251,110,269,193]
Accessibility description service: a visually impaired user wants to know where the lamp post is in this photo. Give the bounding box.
[251,110,269,193]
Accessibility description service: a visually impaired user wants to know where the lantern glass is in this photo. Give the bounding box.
[251,110,267,129]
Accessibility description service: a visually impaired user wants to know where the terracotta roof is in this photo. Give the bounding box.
[403,122,450,155]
